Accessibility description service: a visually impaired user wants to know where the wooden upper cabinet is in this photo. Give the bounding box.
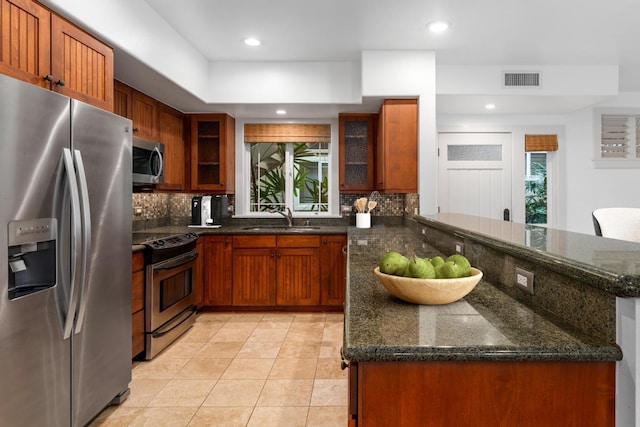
[113,80,132,119]
[190,113,235,193]
[0,0,114,111]
[50,15,113,111]
[131,90,157,140]
[0,0,51,87]
[157,103,185,191]
[339,114,376,192]
[376,99,418,193]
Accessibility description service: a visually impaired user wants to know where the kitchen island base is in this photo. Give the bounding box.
[349,361,615,427]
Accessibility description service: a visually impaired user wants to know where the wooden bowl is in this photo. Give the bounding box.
[374,267,483,305]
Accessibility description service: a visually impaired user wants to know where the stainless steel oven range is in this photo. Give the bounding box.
[143,233,198,360]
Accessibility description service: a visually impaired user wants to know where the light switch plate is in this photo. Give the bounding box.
[455,242,464,254]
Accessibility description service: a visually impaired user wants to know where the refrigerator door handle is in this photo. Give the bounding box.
[73,149,92,334]
[61,148,83,340]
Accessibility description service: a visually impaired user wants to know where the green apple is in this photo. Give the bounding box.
[446,254,472,277]
[408,257,436,279]
[379,251,410,276]
[435,261,461,279]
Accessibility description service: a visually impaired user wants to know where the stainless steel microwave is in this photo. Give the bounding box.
[132,136,164,185]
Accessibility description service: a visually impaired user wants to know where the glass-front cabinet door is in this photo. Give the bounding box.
[338,114,375,192]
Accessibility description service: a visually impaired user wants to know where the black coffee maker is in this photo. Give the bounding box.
[191,195,229,226]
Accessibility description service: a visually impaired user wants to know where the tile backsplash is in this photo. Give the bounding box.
[132,192,418,231]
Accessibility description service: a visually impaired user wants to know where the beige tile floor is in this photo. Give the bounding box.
[90,312,348,427]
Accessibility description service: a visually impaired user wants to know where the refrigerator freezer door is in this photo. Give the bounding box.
[70,100,132,426]
[0,75,72,425]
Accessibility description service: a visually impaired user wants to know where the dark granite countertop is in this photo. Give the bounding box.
[342,225,622,363]
[419,213,640,297]
[132,224,349,245]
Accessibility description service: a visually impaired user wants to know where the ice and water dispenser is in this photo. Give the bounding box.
[8,218,57,300]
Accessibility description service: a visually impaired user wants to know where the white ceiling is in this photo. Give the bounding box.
[122,0,640,116]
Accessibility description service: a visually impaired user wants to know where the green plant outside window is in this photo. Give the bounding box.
[249,142,329,213]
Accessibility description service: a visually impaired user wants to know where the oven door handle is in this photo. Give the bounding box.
[153,251,198,270]
[152,305,197,338]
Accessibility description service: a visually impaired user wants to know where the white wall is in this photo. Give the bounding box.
[439,91,640,235]
[361,51,438,215]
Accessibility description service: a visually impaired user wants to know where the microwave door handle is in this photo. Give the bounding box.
[152,147,163,179]
[72,150,91,334]
[60,149,82,340]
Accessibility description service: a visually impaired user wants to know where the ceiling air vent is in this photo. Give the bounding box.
[503,72,540,87]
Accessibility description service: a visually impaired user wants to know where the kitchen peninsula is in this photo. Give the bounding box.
[342,215,640,427]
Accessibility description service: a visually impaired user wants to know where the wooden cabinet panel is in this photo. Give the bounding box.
[203,235,233,306]
[233,234,276,248]
[132,269,144,313]
[0,0,51,87]
[232,248,276,306]
[276,248,320,305]
[193,238,204,308]
[339,113,376,192]
[131,251,145,358]
[50,15,113,111]
[131,90,157,140]
[320,235,347,306]
[277,234,319,248]
[131,310,144,358]
[356,361,615,427]
[113,80,132,119]
[376,99,417,193]
[157,103,185,191]
[189,113,235,193]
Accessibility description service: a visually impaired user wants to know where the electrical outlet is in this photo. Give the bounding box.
[134,206,143,216]
[454,242,464,254]
[515,267,534,295]
[421,228,426,235]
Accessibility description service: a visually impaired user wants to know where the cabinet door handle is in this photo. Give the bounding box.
[342,245,348,255]
[55,79,65,87]
[277,252,281,258]
[220,182,224,186]
[43,74,53,82]
[323,239,328,244]
[225,239,230,245]
[133,128,139,133]
[270,252,275,258]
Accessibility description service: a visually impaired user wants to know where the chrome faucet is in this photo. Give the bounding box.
[276,207,293,227]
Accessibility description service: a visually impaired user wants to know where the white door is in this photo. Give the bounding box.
[438,132,512,221]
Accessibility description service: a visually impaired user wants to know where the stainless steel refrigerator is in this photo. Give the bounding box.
[0,74,132,426]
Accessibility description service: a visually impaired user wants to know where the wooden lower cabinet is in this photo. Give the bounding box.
[349,360,615,427]
[131,251,145,358]
[203,235,233,306]
[320,235,347,306]
[202,233,346,309]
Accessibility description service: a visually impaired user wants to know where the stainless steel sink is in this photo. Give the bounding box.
[241,226,321,231]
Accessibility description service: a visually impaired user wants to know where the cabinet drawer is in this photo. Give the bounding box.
[277,235,320,248]
[132,269,145,313]
[233,235,276,248]
[131,310,144,358]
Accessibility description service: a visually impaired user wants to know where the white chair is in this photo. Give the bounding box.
[592,208,640,243]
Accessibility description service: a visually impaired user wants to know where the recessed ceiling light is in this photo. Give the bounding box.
[244,37,261,47]
[427,21,449,33]
[276,109,287,115]
[485,104,496,110]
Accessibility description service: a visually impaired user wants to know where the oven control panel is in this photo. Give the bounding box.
[144,233,198,264]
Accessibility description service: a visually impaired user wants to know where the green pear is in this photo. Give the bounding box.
[446,254,472,277]
[379,251,410,276]
[408,257,436,279]
[435,261,461,279]
[429,256,445,269]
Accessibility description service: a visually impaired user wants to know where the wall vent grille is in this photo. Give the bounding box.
[503,72,540,87]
